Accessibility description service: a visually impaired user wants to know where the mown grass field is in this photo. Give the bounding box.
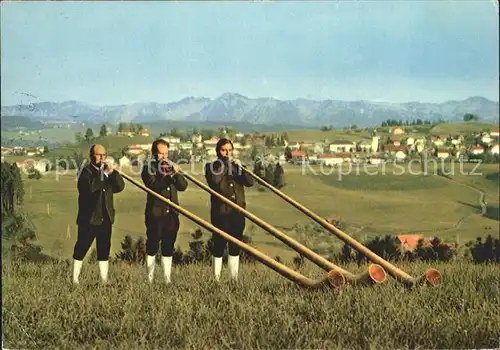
[429,122,498,136]
[263,128,372,142]
[16,160,500,262]
[2,260,500,349]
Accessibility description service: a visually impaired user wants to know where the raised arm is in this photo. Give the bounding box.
[108,171,125,193]
[141,163,171,192]
[232,164,254,187]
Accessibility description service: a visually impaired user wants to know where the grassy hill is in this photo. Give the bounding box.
[429,122,498,136]
[2,260,499,349]
[262,128,373,142]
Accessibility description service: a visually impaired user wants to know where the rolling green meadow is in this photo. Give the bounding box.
[10,161,499,262]
[3,127,500,349]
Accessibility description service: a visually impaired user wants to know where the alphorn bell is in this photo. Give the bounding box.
[116,170,346,289]
[238,164,441,288]
[179,169,387,286]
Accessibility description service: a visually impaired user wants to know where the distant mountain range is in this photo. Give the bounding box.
[1,93,498,128]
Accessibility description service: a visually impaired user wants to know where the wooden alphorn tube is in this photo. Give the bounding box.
[117,170,346,289]
[180,169,387,286]
[238,165,441,288]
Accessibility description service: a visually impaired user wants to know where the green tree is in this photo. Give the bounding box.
[463,113,479,122]
[1,162,25,218]
[250,146,258,161]
[284,147,292,161]
[84,128,94,143]
[99,124,108,137]
[74,132,83,143]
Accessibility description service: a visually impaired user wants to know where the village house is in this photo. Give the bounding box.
[451,136,462,146]
[472,145,485,155]
[286,141,301,150]
[405,137,415,146]
[119,156,131,168]
[191,134,202,144]
[480,133,492,144]
[290,150,306,162]
[15,159,49,174]
[490,144,499,155]
[329,140,355,153]
[431,136,444,147]
[139,129,150,137]
[313,142,325,155]
[126,145,144,156]
[318,153,343,166]
[383,144,407,155]
[395,150,406,162]
[357,140,372,152]
[178,142,194,155]
[369,155,383,165]
[436,148,450,159]
[391,127,405,135]
[162,136,181,144]
[203,136,219,147]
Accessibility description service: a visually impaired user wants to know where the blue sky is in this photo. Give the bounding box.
[1,1,498,106]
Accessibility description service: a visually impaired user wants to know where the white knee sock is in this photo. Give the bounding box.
[98,260,109,283]
[73,259,83,284]
[213,256,222,281]
[228,255,240,281]
[161,256,172,284]
[146,255,156,283]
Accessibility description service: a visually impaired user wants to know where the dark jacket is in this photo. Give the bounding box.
[76,163,125,226]
[205,159,254,216]
[141,160,188,217]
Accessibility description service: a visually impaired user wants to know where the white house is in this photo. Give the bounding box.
[126,145,143,155]
[192,134,202,143]
[490,144,499,155]
[432,138,444,147]
[162,136,181,144]
[119,156,131,168]
[481,133,492,144]
[203,136,219,147]
[369,156,383,165]
[318,154,344,166]
[416,143,425,153]
[395,151,406,161]
[329,140,355,153]
[472,145,484,155]
[286,141,301,150]
[358,140,372,152]
[436,149,450,159]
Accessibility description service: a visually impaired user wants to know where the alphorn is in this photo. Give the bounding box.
[116,170,346,289]
[179,169,387,286]
[238,164,441,288]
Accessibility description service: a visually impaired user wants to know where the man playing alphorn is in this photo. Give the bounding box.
[73,144,125,284]
[141,139,188,283]
[204,138,254,281]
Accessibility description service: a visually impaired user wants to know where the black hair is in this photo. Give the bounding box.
[216,138,233,158]
[151,139,170,156]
